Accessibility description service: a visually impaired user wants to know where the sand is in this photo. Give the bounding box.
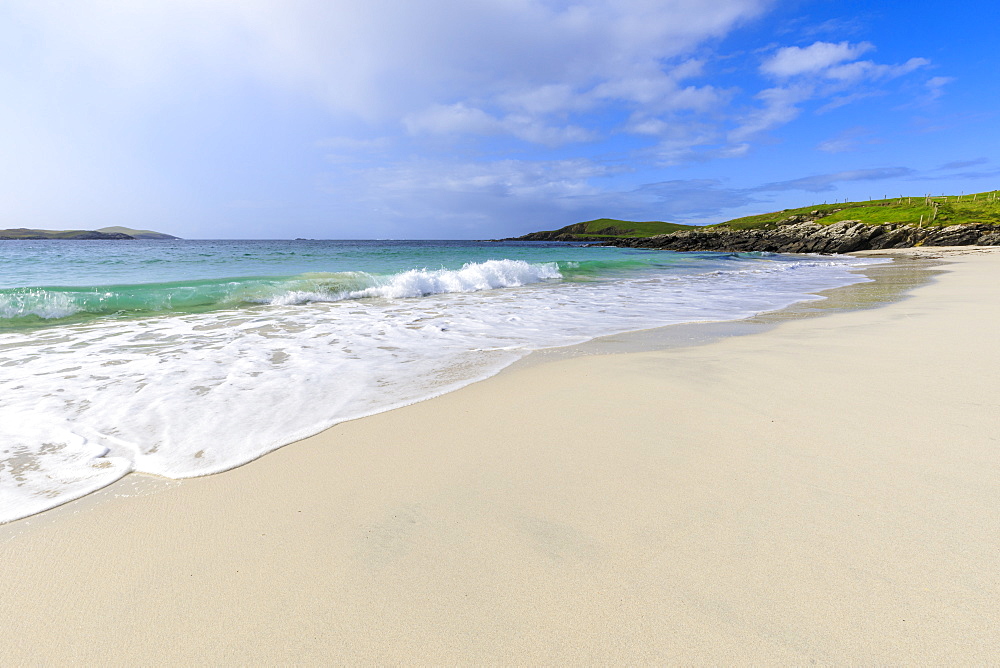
[2,247,999,664]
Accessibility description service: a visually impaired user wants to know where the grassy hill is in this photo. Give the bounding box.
[0,228,124,239]
[714,190,1000,231]
[572,218,697,237]
[516,218,696,240]
[97,226,179,240]
[1,226,179,240]
[516,190,1000,241]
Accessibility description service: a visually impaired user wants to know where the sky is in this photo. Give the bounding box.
[0,0,997,239]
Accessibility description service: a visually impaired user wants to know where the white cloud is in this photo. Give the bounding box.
[760,41,928,85]
[648,123,722,163]
[735,40,933,146]
[729,85,812,142]
[405,104,502,137]
[925,76,955,101]
[10,0,770,119]
[825,57,929,82]
[6,0,774,154]
[404,104,594,146]
[761,41,873,77]
[498,84,589,115]
[0,1,950,237]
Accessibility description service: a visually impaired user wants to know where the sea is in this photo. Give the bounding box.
[0,239,888,523]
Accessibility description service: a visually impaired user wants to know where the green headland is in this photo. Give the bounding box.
[512,189,1000,241]
[0,226,179,240]
[711,190,1000,231]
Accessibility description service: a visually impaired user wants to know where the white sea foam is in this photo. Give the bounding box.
[0,289,82,319]
[348,259,562,299]
[0,254,887,523]
[259,259,561,304]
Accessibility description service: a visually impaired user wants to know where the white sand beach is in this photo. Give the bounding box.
[2,247,999,664]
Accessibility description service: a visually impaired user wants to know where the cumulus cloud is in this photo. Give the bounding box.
[728,84,812,142]
[10,0,770,119]
[0,1,951,237]
[731,40,932,145]
[761,41,874,77]
[404,104,595,146]
[759,40,929,90]
[825,57,929,82]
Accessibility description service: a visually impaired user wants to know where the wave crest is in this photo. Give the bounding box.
[347,259,561,300]
[0,259,563,325]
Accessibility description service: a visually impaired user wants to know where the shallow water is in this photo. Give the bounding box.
[0,239,887,522]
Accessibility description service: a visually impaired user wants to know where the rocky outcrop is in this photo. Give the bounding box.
[515,230,607,241]
[65,231,135,240]
[606,221,1000,254]
[512,222,633,241]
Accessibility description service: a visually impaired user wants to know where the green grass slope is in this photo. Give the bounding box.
[0,228,109,239]
[713,190,1000,231]
[526,218,697,239]
[1,226,179,240]
[97,226,179,239]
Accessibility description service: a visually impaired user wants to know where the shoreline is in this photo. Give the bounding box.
[2,251,929,533]
[1,247,880,526]
[3,247,999,662]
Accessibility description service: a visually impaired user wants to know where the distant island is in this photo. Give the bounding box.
[0,226,180,240]
[506,190,1000,253]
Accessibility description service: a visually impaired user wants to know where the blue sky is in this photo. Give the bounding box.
[0,0,996,239]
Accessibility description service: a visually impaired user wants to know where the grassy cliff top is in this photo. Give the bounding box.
[574,218,697,236]
[517,190,1000,241]
[521,218,696,239]
[97,226,179,240]
[1,226,179,240]
[0,228,115,239]
[713,190,1000,230]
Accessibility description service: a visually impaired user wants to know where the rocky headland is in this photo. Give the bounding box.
[506,190,1000,253]
[604,218,1000,254]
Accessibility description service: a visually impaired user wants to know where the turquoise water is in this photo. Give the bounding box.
[1,239,712,327]
[0,239,886,523]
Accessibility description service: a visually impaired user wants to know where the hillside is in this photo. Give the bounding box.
[510,218,696,241]
[97,226,180,240]
[0,226,179,240]
[606,189,1000,254]
[0,228,134,240]
[714,190,1000,230]
[505,189,1000,252]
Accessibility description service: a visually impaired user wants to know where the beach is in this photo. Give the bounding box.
[2,246,999,663]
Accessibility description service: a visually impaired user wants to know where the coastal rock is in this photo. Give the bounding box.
[605,222,1000,254]
[70,231,136,240]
